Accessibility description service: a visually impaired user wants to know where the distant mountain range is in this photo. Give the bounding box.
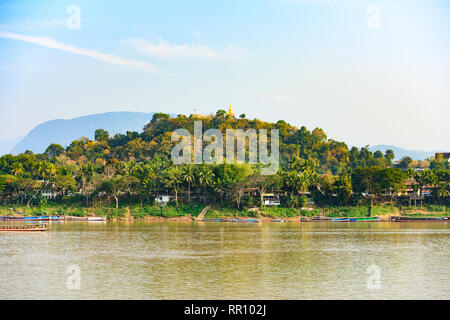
[10,112,157,155]
[368,145,442,161]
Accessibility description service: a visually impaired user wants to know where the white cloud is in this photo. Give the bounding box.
[127,38,242,60]
[0,31,161,74]
[0,0,32,8]
[0,18,66,32]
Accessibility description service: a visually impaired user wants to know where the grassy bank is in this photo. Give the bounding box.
[400,205,449,217]
[0,204,204,219]
[1,203,447,220]
[259,205,399,218]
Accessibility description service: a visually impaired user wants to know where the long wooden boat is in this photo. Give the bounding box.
[301,216,380,222]
[390,216,449,222]
[331,217,351,222]
[0,224,47,232]
[348,217,381,222]
[272,218,289,222]
[230,218,260,223]
[64,216,106,221]
[0,215,63,221]
[201,218,260,223]
[202,218,229,222]
[301,216,331,222]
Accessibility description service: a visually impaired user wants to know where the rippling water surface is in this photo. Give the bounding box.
[0,221,448,299]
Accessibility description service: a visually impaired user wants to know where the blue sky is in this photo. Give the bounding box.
[1,0,449,151]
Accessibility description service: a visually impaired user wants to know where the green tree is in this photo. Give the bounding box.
[164,166,182,205]
[54,175,77,197]
[0,175,7,196]
[216,109,226,117]
[352,167,382,208]
[95,129,110,141]
[437,182,449,208]
[399,156,412,169]
[414,170,433,205]
[407,168,418,206]
[251,172,282,207]
[17,178,41,207]
[76,163,95,205]
[38,162,57,182]
[385,149,395,165]
[45,144,65,159]
[374,150,384,159]
[226,164,253,209]
[100,175,139,209]
[11,162,24,177]
[333,174,353,205]
[181,165,196,203]
[197,165,215,203]
[378,168,407,201]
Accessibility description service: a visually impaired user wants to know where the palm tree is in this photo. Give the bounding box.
[181,165,195,203]
[284,168,314,196]
[76,163,95,205]
[57,165,75,177]
[284,171,300,196]
[197,166,215,203]
[124,160,142,176]
[437,182,449,209]
[213,177,227,204]
[298,173,311,194]
[164,166,182,206]
[415,170,432,205]
[407,168,417,206]
[11,162,24,177]
[428,171,439,204]
[38,162,57,182]
[288,156,303,172]
[141,171,156,205]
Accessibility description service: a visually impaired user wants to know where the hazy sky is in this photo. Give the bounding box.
[0,0,449,151]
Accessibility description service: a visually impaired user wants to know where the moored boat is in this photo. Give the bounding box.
[348,217,381,222]
[64,216,107,221]
[302,216,380,222]
[330,217,350,222]
[0,224,47,231]
[196,217,260,223]
[272,218,289,222]
[390,216,448,222]
[227,218,260,223]
[0,215,63,221]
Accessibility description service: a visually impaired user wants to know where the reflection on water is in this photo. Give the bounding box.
[0,221,448,299]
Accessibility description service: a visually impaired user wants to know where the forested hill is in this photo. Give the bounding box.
[11,112,157,155]
[1,110,448,211]
[35,110,399,174]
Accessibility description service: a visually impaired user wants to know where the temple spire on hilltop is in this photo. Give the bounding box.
[226,104,235,117]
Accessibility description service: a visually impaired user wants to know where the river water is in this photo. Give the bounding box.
[0,221,448,299]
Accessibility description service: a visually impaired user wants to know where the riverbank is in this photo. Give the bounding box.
[1,203,448,222]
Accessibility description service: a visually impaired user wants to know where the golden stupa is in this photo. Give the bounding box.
[226,104,235,117]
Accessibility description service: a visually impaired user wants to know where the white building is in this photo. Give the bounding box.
[262,193,280,206]
[41,190,60,199]
[155,195,171,205]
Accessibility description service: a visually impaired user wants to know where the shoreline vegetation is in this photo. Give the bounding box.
[1,203,448,222]
[0,111,448,222]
